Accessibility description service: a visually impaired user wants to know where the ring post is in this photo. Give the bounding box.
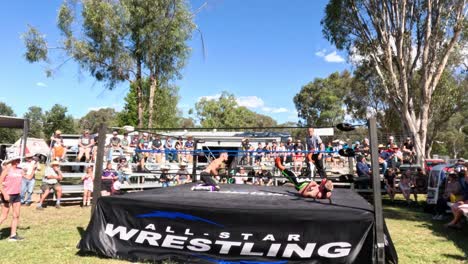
[192,139,199,182]
[92,123,107,215]
[368,117,385,264]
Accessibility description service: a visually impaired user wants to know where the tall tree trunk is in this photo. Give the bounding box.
[426,141,433,159]
[136,59,144,127]
[147,75,157,128]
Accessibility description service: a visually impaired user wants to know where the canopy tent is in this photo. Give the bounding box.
[0,115,29,159]
[7,137,49,158]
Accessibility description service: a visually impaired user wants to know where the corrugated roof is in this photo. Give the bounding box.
[0,115,27,129]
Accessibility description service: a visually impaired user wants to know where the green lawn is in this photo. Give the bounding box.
[0,195,467,264]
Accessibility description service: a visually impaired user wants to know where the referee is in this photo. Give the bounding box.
[305,127,327,179]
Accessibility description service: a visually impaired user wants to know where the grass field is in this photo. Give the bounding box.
[0,195,467,264]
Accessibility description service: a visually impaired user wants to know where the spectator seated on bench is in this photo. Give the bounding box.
[433,173,463,220]
[355,155,371,189]
[107,130,123,162]
[411,167,427,202]
[445,200,468,229]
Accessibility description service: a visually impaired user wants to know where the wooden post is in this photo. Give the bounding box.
[368,118,385,264]
[21,119,29,159]
[91,123,107,215]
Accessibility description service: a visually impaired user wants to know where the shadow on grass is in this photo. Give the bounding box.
[0,226,30,239]
[383,201,468,261]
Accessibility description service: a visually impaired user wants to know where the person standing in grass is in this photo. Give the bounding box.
[0,157,28,241]
[81,166,94,207]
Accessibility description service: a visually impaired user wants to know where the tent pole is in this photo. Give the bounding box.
[21,119,29,159]
[368,118,385,264]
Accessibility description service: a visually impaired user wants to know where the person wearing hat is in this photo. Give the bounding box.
[175,162,191,185]
[37,161,63,210]
[20,153,39,205]
[378,144,392,174]
[159,165,171,187]
[258,165,273,186]
[0,156,29,241]
[77,129,94,162]
[184,135,194,163]
[107,130,123,162]
[51,130,66,161]
[117,157,131,184]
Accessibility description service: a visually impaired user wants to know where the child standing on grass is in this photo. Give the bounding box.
[81,166,94,207]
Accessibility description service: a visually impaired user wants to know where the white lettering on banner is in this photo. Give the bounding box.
[105,224,139,240]
[282,243,316,258]
[266,243,282,257]
[135,231,162,246]
[240,242,264,256]
[187,238,212,252]
[317,242,352,258]
[287,234,300,241]
[103,224,354,259]
[166,226,175,233]
[161,235,187,250]
[219,232,230,239]
[241,233,253,240]
[145,224,156,231]
[215,241,242,254]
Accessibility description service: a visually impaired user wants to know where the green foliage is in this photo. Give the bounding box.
[321,0,467,161]
[79,108,118,134]
[23,106,45,138]
[117,77,181,128]
[43,104,76,138]
[117,82,140,128]
[22,25,48,63]
[293,71,351,127]
[0,102,19,143]
[194,92,277,128]
[179,117,195,128]
[24,0,195,126]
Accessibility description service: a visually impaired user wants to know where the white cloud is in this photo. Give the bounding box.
[236,96,265,108]
[315,49,326,57]
[324,51,345,63]
[287,110,299,121]
[36,82,47,87]
[199,94,221,101]
[315,49,345,63]
[261,107,289,113]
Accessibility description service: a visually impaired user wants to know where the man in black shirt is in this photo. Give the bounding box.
[402,137,415,164]
[151,135,163,163]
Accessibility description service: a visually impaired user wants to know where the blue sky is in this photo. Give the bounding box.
[0,0,350,124]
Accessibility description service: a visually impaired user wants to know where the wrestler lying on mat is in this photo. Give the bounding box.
[275,157,333,199]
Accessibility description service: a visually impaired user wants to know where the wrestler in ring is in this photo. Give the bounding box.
[195,152,229,191]
[275,157,333,199]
